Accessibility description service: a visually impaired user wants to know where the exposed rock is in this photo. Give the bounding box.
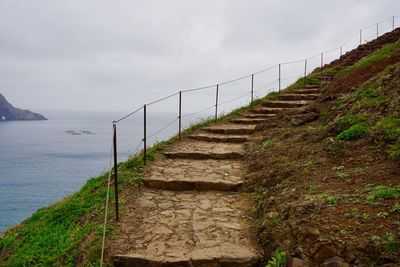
[290,112,319,126]
[0,93,46,121]
[322,256,350,267]
[287,257,309,267]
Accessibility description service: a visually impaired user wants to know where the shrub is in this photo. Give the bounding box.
[388,141,400,161]
[337,123,368,140]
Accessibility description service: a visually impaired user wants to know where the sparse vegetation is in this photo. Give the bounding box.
[366,185,400,202]
[266,250,287,267]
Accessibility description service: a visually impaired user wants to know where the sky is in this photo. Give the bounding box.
[0,0,399,113]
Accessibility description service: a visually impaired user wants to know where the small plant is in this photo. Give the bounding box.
[303,156,318,167]
[340,229,348,235]
[266,250,288,267]
[307,184,318,192]
[332,165,345,170]
[384,233,400,251]
[366,185,400,202]
[262,139,275,149]
[391,203,400,213]
[255,194,263,202]
[377,211,390,219]
[336,171,350,179]
[370,235,382,242]
[336,113,364,129]
[326,195,338,205]
[337,123,368,141]
[355,166,368,173]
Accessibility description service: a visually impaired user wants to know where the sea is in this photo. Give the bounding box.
[0,109,202,233]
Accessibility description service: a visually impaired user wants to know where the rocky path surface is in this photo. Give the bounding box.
[110,82,325,267]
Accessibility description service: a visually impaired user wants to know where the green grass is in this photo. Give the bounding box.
[366,185,400,202]
[372,117,400,142]
[0,172,114,266]
[388,141,400,161]
[336,40,400,77]
[337,123,368,140]
[335,113,365,129]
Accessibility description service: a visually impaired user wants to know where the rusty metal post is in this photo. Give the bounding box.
[214,84,219,123]
[304,59,307,78]
[143,104,147,165]
[112,122,119,222]
[178,91,182,140]
[251,74,254,103]
[278,64,281,92]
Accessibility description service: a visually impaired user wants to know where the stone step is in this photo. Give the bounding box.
[293,89,320,94]
[164,140,244,159]
[188,132,249,143]
[279,93,319,101]
[203,124,256,135]
[304,84,320,89]
[142,159,244,191]
[318,76,333,82]
[230,118,268,125]
[111,189,262,267]
[242,113,277,119]
[248,107,285,114]
[262,100,309,108]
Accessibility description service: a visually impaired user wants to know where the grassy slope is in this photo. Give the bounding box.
[0,91,279,266]
[247,37,400,265]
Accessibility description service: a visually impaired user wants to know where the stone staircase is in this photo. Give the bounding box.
[111,78,327,267]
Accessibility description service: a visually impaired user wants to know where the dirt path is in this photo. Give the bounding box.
[109,84,324,267]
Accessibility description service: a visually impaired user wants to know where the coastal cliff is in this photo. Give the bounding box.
[0,93,47,121]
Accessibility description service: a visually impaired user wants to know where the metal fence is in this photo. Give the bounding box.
[109,15,399,221]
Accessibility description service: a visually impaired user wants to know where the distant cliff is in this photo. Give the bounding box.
[0,93,47,121]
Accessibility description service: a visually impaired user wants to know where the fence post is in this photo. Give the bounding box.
[251,74,254,103]
[339,47,343,68]
[359,29,362,45]
[320,52,323,77]
[214,84,219,123]
[376,23,379,38]
[112,122,119,222]
[278,64,281,92]
[304,59,307,78]
[178,91,182,140]
[393,16,395,31]
[143,104,147,165]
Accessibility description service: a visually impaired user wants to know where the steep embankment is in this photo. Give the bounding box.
[0,93,46,121]
[246,30,400,266]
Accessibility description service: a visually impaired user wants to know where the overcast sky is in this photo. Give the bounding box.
[1,0,399,112]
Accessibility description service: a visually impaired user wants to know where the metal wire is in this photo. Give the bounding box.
[281,73,303,81]
[146,91,179,106]
[218,73,253,86]
[115,106,143,123]
[100,137,114,267]
[218,91,251,106]
[146,118,179,139]
[182,84,216,93]
[182,104,215,118]
[253,64,279,75]
[281,59,305,65]
[114,15,398,124]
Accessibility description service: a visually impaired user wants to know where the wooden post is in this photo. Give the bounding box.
[178,91,182,140]
[143,104,147,165]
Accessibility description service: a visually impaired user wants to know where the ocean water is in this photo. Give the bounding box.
[0,110,183,233]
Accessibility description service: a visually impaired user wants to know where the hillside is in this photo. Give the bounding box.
[246,30,400,266]
[0,93,47,121]
[0,29,399,267]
